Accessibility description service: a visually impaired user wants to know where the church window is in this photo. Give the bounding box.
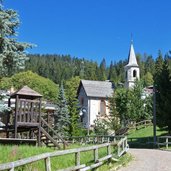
[100,100,106,115]
[133,70,137,77]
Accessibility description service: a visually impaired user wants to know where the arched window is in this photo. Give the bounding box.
[100,100,106,116]
[133,70,137,77]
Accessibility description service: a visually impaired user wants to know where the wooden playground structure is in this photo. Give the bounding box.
[0,86,66,149]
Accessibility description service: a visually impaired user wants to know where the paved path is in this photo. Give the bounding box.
[119,149,171,171]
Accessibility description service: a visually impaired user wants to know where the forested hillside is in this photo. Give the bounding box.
[25,51,168,86]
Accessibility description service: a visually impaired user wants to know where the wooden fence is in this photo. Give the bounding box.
[157,136,171,149]
[115,120,152,136]
[117,137,129,157]
[0,137,128,171]
[64,135,125,144]
[128,120,152,130]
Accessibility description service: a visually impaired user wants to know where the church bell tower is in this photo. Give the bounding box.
[124,41,140,88]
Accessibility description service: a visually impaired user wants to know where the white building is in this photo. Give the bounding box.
[77,80,114,129]
[124,41,140,88]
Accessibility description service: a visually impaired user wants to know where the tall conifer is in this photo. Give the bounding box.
[54,84,70,136]
[0,2,32,77]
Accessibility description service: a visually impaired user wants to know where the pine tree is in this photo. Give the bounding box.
[65,77,83,136]
[0,3,32,77]
[154,50,163,84]
[54,84,70,136]
[144,55,155,75]
[143,72,154,86]
[108,61,113,80]
[156,59,171,133]
[98,58,107,81]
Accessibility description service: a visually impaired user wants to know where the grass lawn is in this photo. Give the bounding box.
[127,126,168,148]
[0,143,131,171]
[128,126,168,138]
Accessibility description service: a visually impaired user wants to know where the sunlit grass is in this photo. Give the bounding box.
[0,144,123,170]
[128,126,168,138]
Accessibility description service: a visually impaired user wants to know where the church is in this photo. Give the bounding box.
[77,41,140,129]
[124,41,140,88]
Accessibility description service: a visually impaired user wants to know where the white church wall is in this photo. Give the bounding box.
[78,86,88,128]
[89,98,110,126]
[89,98,99,126]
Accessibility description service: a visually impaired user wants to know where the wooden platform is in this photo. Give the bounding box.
[0,138,37,145]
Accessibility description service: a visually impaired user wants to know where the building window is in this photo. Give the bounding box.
[100,100,106,115]
[80,97,84,106]
[133,70,137,77]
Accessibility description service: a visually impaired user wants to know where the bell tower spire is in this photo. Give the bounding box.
[124,40,140,88]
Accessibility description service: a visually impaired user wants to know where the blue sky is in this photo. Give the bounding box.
[4,0,171,64]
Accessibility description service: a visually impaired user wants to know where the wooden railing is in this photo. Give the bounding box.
[117,137,129,157]
[64,135,125,144]
[115,120,152,136]
[0,136,128,171]
[0,138,128,171]
[40,117,67,149]
[17,99,40,123]
[157,136,171,149]
[128,120,152,130]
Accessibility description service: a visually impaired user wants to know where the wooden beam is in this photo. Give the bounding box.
[45,157,51,171]
[14,95,19,138]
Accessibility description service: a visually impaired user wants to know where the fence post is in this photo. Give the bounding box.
[107,144,111,155]
[166,138,168,149]
[117,143,120,157]
[94,148,98,163]
[45,157,51,171]
[75,151,80,166]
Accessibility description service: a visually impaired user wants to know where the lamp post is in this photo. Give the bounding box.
[153,85,157,146]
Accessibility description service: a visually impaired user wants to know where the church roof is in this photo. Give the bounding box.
[125,42,138,67]
[78,80,114,98]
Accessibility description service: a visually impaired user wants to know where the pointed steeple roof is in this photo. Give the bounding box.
[125,41,138,67]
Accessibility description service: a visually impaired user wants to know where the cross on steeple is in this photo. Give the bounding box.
[131,33,133,44]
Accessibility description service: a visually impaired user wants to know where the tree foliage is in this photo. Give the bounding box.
[64,76,83,136]
[155,58,171,133]
[0,71,58,101]
[54,84,70,136]
[115,81,153,125]
[0,3,32,77]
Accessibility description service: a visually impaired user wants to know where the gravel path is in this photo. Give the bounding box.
[118,149,171,171]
